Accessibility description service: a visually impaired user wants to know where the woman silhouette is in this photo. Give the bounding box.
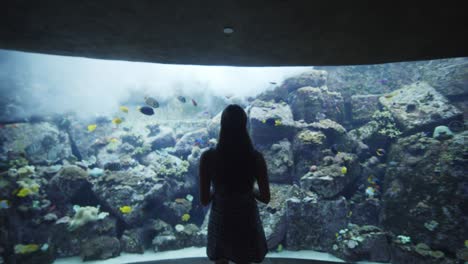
[199,104,270,264]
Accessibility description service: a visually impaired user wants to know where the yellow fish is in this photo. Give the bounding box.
[274,119,282,126]
[335,232,339,238]
[181,213,190,222]
[175,198,186,204]
[341,166,347,174]
[119,206,132,214]
[276,244,283,252]
[261,119,266,124]
[376,148,386,156]
[112,118,122,125]
[347,211,353,218]
[465,240,468,248]
[367,176,375,184]
[108,138,119,144]
[17,188,31,197]
[87,124,97,132]
[14,244,39,254]
[120,106,129,113]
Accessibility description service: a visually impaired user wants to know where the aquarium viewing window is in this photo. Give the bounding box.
[0,49,467,264]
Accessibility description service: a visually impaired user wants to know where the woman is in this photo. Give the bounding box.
[199,104,270,264]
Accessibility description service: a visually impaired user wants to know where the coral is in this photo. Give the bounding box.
[16,178,40,197]
[432,125,454,140]
[68,205,109,231]
[371,110,402,138]
[297,130,326,145]
[424,220,439,231]
[8,157,29,168]
[396,235,411,244]
[17,166,35,178]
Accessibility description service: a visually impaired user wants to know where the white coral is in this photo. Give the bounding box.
[68,205,108,231]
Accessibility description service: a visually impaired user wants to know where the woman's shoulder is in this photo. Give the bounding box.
[252,149,265,161]
[200,147,216,160]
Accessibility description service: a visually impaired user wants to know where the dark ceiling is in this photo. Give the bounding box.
[1,1,467,66]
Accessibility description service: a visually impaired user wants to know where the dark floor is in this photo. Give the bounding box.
[130,257,346,264]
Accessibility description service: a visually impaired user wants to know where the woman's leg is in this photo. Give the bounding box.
[214,259,229,264]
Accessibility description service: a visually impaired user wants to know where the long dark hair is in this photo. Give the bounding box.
[217,104,254,154]
[215,104,256,191]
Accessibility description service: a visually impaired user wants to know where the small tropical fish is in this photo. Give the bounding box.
[262,118,276,126]
[465,240,468,248]
[274,119,282,126]
[191,99,198,106]
[186,194,194,202]
[376,148,386,156]
[138,106,155,116]
[181,213,190,222]
[367,176,376,184]
[55,216,71,225]
[112,117,122,125]
[276,243,283,252]
[347,211,353,218]
[145,96,160,108]
[270,82,277,85]
[87,124,97,132]
[384,94,394,99]
[379,79,388,85]
[41,243,49,252]
[17,188,31,197]
[119,206,132,214]
[366,186,376,198]
[341,166,347,174]
[335,232,339,238]
[120,106,129,113]
[194,138,205,147]
[14,244,40,254]
[175,198,186,204]
[177,96,186,103]
[108,137,119,144]
[0,200,9,209]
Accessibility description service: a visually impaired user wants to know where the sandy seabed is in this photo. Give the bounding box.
[53,247,389,264]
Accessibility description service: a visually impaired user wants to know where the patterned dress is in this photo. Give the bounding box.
[205,148,268,263]
[207,191,267,263]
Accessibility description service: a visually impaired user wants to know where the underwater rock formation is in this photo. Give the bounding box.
[350,94,381,125]
[80,236,121,261]
[173,128,209,158]
[207,112,222,139]
[282,70,328,93]
[332,224,391,262]
[292,129,327,182]
[120,228,145,254]
[148,126,176,150]
[51,216,118,258]
[289,86,344,123]
[381,131,468,256]
[260,139,294,183]
[300,152,360,198]
[286,195,349,251]
[48,165,93,205]
[379,82,462,134]
[258,184,305,250]
[0,122,73,166]
[248,100,296,146]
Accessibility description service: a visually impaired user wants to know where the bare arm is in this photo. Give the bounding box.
[199,151,213,206]
[254,152,271,204]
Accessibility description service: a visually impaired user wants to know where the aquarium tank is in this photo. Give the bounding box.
[0,49,467,264]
